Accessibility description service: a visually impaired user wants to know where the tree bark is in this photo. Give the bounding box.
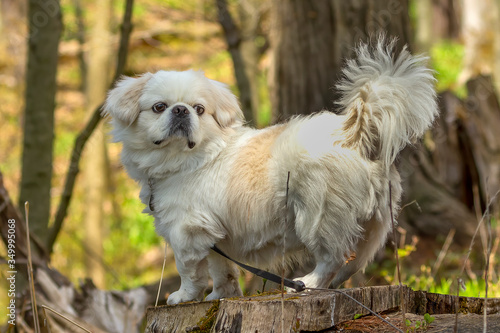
[399,77,500,245]
[462,77,500,212]
[19,0,62,247]
[269,0,411,122]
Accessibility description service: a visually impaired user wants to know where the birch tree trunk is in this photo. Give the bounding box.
[19,0,62,246]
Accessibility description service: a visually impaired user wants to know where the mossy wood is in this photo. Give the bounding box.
[145,285,500,332]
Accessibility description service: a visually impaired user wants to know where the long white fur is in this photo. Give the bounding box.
[337,38,437,167]
[103,38,438,305]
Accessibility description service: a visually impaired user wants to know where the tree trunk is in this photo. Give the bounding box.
[83,0,113,289]
[19,0,62,247]
[399,77,500,247]
[462,77,500,212]
[73,0,87,92]
[269,0,411,121]
[432,0,461,41]
[491,0,500,98]
[237,0,265,126]
[216,0,255,125]
[0,0,27,84]
[414,0,461,52]
[459,0,497,84]
[496,1,500,97]
[415,0,433,52]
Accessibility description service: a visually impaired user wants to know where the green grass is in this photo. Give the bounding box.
[429,277,500,298]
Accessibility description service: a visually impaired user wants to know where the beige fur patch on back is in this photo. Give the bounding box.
[227,125,286,220]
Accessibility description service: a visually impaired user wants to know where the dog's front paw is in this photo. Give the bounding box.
[205,276,243,301]
[167,290,198,305]
[205,285,242,301]
[204,291,222,301]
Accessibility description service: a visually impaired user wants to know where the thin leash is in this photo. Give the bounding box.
[210,245,306,292]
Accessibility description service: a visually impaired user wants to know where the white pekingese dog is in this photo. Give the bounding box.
[104,38,438,305]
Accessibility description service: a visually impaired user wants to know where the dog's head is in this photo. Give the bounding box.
[103,70,243,151]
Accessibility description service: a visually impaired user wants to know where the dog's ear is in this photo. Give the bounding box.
[103,73,152,124]
[209,80,244,127]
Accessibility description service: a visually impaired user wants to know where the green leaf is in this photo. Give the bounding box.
[424,313,435,324]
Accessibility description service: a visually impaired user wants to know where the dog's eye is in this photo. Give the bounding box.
[152,102,168,113]
[194,104,205,116]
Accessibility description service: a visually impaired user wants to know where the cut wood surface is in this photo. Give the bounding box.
[145,285,500,332]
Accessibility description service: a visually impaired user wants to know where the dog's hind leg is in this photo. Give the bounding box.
[330,216,391,288]
[331,169,402,288]
[206,252,243,300]
[294,248,346,289]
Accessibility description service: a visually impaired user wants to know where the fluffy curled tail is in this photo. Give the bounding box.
[337,38,438,166]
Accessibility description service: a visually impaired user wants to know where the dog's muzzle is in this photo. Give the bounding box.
[153,104,196,149]
[169,105,191,137]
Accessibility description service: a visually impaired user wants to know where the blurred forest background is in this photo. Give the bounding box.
[1,0,500,331]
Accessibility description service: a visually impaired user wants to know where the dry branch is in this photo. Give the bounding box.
[216,0,254,123]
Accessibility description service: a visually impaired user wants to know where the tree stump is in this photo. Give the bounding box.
[145,285,500,332]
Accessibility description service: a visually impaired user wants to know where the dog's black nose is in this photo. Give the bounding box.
[172,105,189,117]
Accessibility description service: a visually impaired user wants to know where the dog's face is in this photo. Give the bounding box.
[104,70,243,151]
